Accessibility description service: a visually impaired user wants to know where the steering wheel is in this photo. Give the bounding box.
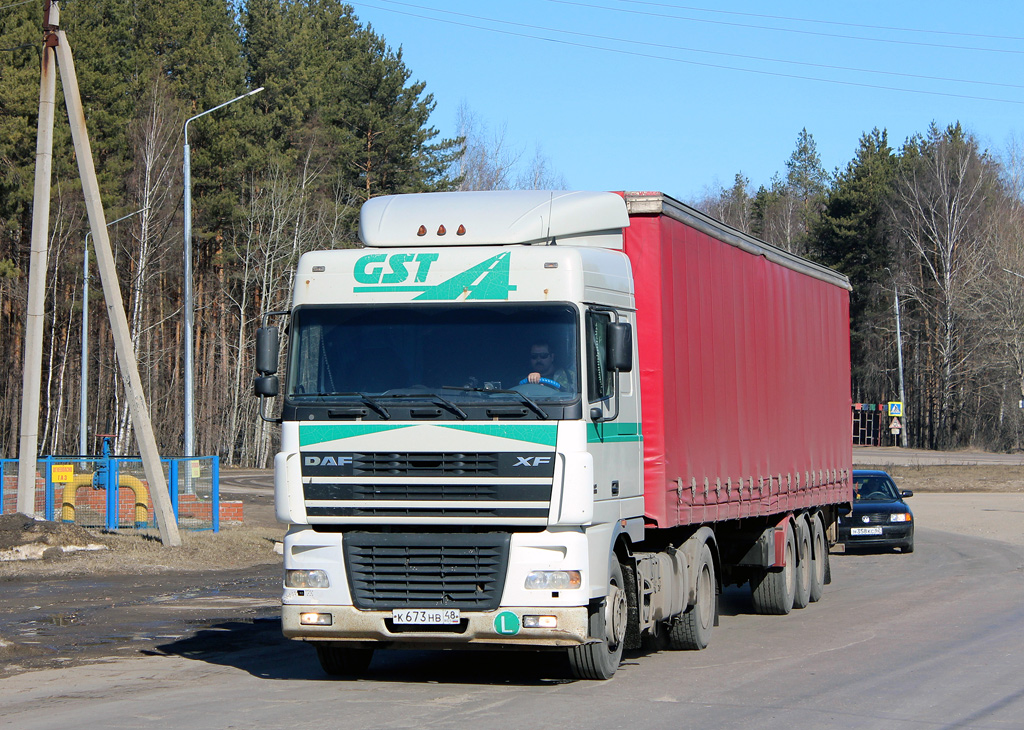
[518,377,563,390]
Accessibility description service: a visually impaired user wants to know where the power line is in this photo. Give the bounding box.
[355,1,1024,105]
[604,0,1024,43]
[551,0,1024,56]
[365,0,1024,92]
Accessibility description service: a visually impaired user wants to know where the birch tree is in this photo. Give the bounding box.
[114,79,183,454]
[890,123,999,447]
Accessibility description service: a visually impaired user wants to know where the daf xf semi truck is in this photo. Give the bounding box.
[253,189,853,680]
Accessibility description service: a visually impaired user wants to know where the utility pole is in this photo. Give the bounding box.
[16,0,58,517]
[18,2,180,546]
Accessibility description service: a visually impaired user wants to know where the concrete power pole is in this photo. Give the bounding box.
[16,1,58,517]
[17,3,180,546]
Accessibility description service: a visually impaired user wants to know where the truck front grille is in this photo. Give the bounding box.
[353,452,498,476]
[303,482,552,522]
[343,532,510,610]
[305,483,551,501]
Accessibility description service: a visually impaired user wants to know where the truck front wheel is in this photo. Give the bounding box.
[568,558,626,680]
[314,644,374,677]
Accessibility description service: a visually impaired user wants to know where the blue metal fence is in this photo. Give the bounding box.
[0,453,220,532]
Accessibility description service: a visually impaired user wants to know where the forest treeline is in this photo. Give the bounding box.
[1,2,1022,464]
[0,0,464,465]
[695,127,1024,451]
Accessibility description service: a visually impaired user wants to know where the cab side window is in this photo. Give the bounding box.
[586,311,613,402]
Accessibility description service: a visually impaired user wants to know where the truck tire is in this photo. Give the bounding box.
[809,513,826,602]
[823,537,832,585]
[667,543,715,650]
[751,522,795,615]
[315,644,374,677]
[793,517,812,609]
[568,557,627,680]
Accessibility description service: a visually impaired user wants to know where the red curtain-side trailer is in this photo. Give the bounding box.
[621,192,853,530]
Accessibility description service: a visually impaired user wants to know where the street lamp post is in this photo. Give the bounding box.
[80,207,147,456]
[182,87,263,458]
[893,282,907,448]
[885,267,908,448]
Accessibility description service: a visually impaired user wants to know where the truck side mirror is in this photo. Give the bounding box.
[255,326,279,375]
[607,322,633,372]
[253,375,279,398]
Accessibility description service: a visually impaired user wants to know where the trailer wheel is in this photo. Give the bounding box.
[568,557,626,680]
[809,513,826,602]
[667,543,715,650]
[793,517,812,609]
[751,522,795,615]
[315,644,374,677]
[823,536,832,584]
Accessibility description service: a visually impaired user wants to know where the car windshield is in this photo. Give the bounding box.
[286,303,579,402]
[853,475,900,501]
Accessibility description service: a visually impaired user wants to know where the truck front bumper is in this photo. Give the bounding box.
[282,604,590,648]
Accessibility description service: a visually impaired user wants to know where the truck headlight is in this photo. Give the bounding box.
[525,570,581,590]
[299,612,333,626]
[285,569,330,588]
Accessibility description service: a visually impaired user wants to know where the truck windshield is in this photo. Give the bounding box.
[287,303,579,403]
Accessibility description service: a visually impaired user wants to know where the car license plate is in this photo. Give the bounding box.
[391,609,461,625]
[851,527,883,536]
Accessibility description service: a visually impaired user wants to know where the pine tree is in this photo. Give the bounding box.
[811,128,896,401]
[786,128,829,206]
[340,28,458,197]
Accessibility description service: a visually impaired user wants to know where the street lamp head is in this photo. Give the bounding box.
[184,86,266,143]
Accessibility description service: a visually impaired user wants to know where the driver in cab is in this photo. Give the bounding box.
[526,342,573,390]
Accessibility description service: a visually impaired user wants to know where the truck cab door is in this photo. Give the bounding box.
[585,308,643,519]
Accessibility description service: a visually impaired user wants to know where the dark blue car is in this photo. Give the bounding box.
[838,470,915,553]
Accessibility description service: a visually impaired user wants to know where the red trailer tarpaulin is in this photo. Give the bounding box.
[621,193,853,529]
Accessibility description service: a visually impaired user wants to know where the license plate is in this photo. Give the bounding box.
[391,609,461,625]
[851,527,883,536]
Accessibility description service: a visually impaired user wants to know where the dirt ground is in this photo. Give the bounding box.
[1,462,1023,677]
[861,463,1024,493]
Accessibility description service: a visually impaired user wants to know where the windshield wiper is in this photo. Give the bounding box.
[314,392,391,419]
[442,386,548,420]
[377,392,469,420]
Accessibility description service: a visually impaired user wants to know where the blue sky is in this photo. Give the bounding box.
[349,1,1023,201]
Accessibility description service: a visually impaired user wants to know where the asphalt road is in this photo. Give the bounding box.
[3,524,1023,730]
